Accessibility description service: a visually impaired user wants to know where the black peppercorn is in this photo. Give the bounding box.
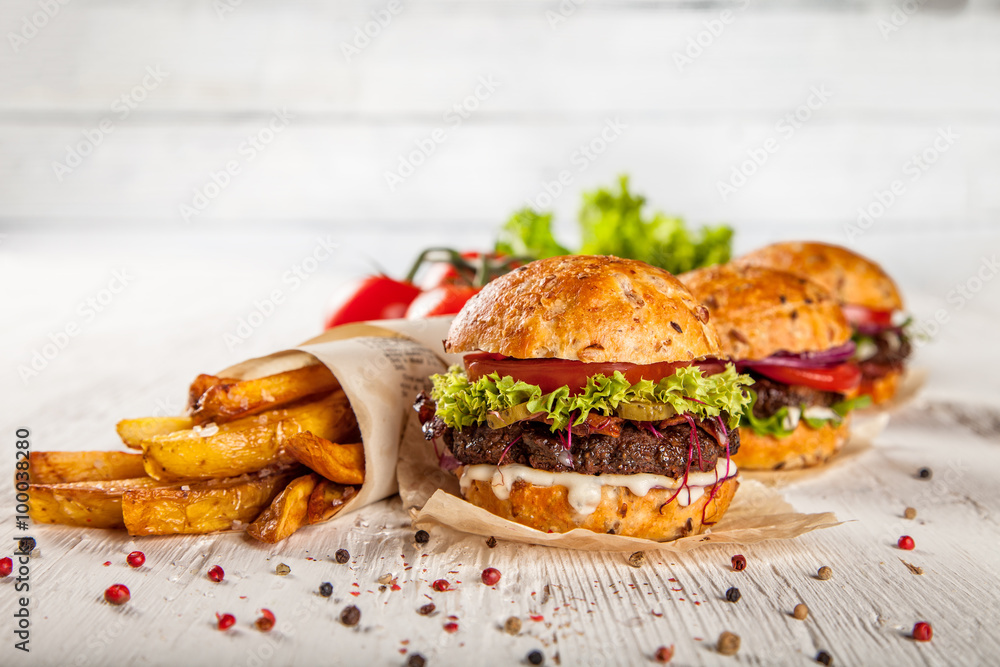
[816,650,833,665]
[415,530,430,544]
[407,654,426,667]
[340,605,361,626]
[725,587,741,602]
[319,582,333,597]
[18,537,35,554]
[486,536,497,548]
[418,603,436,615]
[335,549,350,564]
[918,467,932,479]
[527,650,544,665]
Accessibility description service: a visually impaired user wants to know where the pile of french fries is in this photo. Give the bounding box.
[27,364,364,543]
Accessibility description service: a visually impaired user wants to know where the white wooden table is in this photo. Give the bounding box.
[2,234,999,666]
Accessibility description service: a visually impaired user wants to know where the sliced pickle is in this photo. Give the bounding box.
[614,402,677,422]
[486,402,539,429]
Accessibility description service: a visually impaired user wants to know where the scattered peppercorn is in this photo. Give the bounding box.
[816,650,833,665]
[918,467,932,479]
[335,549,350,564]
[216,613,235,631]
[628,551,646,568]
[126,551,145,568]
[725,587,741,603]
[0,557,12,577]
[104,584,130,606]
[527,649,544,665]
[418,603,436,616]
[793,603,809,620]
[898,535,915,550]
[912,622,932,641]
[319,582,333,597]
[341,605,361,626]
[481,567,501,585]
[207,565,224,582]
[255,609,275,632]
[414,530,430,544]
[407,654,426,667]
[431,579,450,592]
[817,566,833,580]
[504,616,522,635]
[717,631,740,656]
[731,554,747,571]
[654,645,674,663]
[18,538,35,554]
[275,563,291,576]
[443,621,459,633]
[486,536,497,549]
[378,573,393,585]
[904,507,917,520]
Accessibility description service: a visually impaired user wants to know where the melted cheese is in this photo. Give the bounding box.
[459,458,737,517]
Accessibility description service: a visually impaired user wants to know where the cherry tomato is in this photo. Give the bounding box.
[842,304,893,328]
[464,353,727,394]
[405,286,481,319]
[324,276,421,329]
[419,251,482,290]
[745,361,861,393]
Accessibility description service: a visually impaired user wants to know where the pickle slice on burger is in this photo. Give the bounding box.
[735,241,911,405]
[681,263,870,471]
[414,255,752,541]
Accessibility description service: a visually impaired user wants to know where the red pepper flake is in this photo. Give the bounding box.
[447,615,458,621]
[694,601,701,606]
[102,561,111,567]
[671,588,683,592]
[352,582,360,587]
[530,614,544,622]
[391,583,402,591]
[350,591,361,597]
[651,611,663,618]
[398,649,407,655]
[443,622,459,633]
[668,578,677,582]
[432,579,450,592]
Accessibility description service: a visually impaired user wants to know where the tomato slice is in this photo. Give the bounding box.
[842,304,893,328]
[406,286,481,319]
[324,276,421,329]
[745,361,861,393]
[464,353,726,394]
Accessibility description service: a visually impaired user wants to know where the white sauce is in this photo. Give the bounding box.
[459,458,738,517]
[782,406,802,431]
[803,406,838,421]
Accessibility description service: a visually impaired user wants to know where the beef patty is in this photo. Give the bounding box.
[859,329,912,380]
[748,374,844,419]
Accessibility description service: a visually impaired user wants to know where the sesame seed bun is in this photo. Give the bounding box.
[679,264,851,360]
[444,255,721,363]
[733,419,850,470]
[736,241,904,311]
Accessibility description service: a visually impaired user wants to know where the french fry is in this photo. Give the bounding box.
[117,416,194,450]
[29,477,167,529]
[246,473,319,543]
[122,468,298,536]
[142,391,357,482]
[28,451,146,484]
[283,432,365,485]
[191,364,340,425]
[188,373,234,409]
[306,479,357,525]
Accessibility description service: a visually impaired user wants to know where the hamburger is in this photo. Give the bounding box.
[413,255,753,541]
[735,241,910,405]
[680,263,869,471]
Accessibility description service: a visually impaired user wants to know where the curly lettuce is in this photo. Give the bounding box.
[430,364,753,432]
[741,390,872,438]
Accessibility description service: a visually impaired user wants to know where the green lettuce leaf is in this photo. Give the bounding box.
[495,208,570,260]
[430,364,753,432]
[740,389,871,438]
[578,175,732,275]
